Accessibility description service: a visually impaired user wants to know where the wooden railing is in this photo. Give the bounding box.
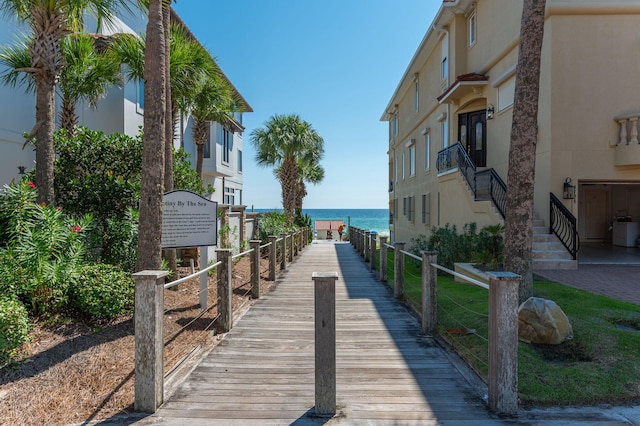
[133,228,310,413]
[349,227,520,416]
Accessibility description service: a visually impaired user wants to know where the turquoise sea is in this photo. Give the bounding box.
[254,208,389,236]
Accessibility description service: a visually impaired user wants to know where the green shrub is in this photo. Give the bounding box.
[408,222,504,272]
[0,181,90,314]
[0,297,31,360]
[258,211,297,244]
[70,264,134,318]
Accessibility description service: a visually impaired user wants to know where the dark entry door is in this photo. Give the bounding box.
[458,110,487,167]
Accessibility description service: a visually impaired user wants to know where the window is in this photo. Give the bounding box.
[409,146,415,177]
[422,193,431,225]
[138,81,144,110]
[222,128,231,163]
[403,197,407,216]
[238,150,243,172]
[407,196,415,223]
[394,112,399,136]
[424,133,431,171]
[469,11,477,46]
[402,152,405,179]
[203,125,211,159]
[442,119,449,148]
[394,157,398,182]
[224,187,235,205]
[442,57,448,81]
[498,75,516,111]
[414,81,419,112]
[441,34,448,82]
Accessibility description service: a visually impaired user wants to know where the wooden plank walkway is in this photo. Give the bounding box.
[138,241,507,425]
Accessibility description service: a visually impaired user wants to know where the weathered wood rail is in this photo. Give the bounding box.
[136,241,505,424]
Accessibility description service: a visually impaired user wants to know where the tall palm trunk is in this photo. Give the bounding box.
[193,119,208,177]
[503,0,547,303]
[31,6,68,205]
[280,156,298,224]
[136,0,166,272]
[34,76,56,205]
[162,4,177,279]
[59,96,77,136]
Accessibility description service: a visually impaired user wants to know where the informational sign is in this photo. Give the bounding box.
[161,190,218,249]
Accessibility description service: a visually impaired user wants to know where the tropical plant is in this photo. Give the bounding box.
[503,0,547,302]
[250,114,325,225]
[0,180,91,314]
[0,0,139,205]
[257,211,297,244]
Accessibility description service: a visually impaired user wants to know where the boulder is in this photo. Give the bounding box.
[518,297,573,345]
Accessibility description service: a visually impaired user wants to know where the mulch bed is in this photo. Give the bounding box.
[0,253,278,426]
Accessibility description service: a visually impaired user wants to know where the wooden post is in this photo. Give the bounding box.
[394,242,405,299]
[312,272,338,416]
[380,236,388,283]
[288,233,294,263]
[421,251,438,334]
[364,231,370,262]
[269,236,277,280]
[280,233,287,271]
[250,240,261,299]
[370,232,377,271]
[238,205,246,247]
[199,246,208,310]
[488,272,520,416]
[217,249,233,332]
[133,270,168,413]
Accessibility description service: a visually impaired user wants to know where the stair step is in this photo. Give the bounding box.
[533,226,550,235]
[533,258,578,270]
[533,249,573,260]
[533,234,558,242]
[532,219,545,227]
[533,241,566,250]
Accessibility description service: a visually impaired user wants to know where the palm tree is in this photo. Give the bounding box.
[503,0,547,303]
[135,0,166,272]
[0,33,122,136]
[250,114,325,224]
[188,72,240,177]
[0,0,137,205]
[58,33,122,135]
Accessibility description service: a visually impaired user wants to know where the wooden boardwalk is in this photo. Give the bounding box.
[138,241,506,425]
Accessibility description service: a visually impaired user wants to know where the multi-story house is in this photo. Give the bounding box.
[0,7,251,207]
[383,0,640,268]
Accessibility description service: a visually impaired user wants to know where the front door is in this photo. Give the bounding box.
[458,110,487,167]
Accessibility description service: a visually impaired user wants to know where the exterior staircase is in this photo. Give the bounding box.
[532,218,578,270]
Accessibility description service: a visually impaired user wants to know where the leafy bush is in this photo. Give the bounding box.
[70,264,134,318]
[173,148,214,195]
[54,127,142,222]
[258,211,298,244]
[0,296,31,360]
[408,222,504,272]
[0,181,90,314]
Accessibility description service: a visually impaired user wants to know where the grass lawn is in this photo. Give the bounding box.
[382,252,640,405]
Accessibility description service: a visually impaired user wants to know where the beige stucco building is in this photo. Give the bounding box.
[382,0,640,267]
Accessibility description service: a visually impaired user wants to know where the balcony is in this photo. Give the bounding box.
[614,113,640,166]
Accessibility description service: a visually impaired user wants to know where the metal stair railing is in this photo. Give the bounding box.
[549,192,579,260]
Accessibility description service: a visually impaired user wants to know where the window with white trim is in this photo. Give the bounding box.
[402,152,405,180]
[442,119,448,148]
[238,150,243,172]
[469,10,477,47]
[414,80,419,112]
[222,128,231,164]
[422,193,431,225]
[409,145,415,177]
[224,186,235,205]
[203,125,211,159]
[424,133,431,171]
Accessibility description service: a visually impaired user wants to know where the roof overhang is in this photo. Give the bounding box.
[437,73,489,105]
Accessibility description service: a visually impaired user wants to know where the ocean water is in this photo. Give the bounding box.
[254,208,389,236]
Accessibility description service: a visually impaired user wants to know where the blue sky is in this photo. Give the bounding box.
[173,1,441,209]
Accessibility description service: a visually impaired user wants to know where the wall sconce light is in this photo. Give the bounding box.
[486,104,495,120]
[563,177,576,199]
[17,166,26,175]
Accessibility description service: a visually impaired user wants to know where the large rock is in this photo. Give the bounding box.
[518,297,573,345]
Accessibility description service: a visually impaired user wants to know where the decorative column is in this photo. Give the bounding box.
[630,117,639,145]
[618,118,628,146]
